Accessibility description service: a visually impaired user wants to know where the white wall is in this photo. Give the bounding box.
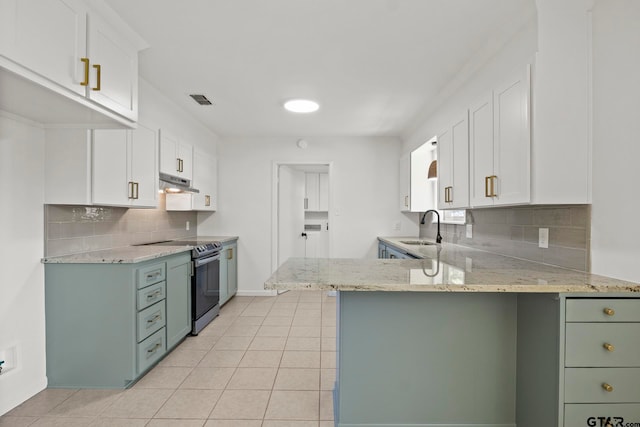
[198,136,415,294]
[590,0,640,282]
[0,114,47,415]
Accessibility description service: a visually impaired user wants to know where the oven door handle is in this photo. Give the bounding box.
[194,254,220,267]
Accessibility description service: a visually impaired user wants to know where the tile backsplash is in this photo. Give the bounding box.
[419,205,591,271]
[45,194,197,257]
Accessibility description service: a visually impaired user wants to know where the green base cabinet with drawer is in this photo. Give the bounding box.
[219,240,238,306]
[44,252,192,389]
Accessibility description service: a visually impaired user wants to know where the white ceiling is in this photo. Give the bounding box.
[104,0,536,138]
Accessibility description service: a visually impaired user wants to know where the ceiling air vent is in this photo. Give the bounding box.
[189,94,212,105]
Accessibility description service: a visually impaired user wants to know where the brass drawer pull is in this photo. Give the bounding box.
[147,342,162,354]
[146,290,162,300]
[80,58,90,86]
[603,307,615,316]
[602,383,614,392]
[603,343,615,352]
[92,64,101,91]
[146,314,162,325]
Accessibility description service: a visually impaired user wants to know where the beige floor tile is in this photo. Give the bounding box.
[289,326,321,337]
[212,336,253,351]
[279,351,320,369]
[133,367,192,389]
[247,337,286,351]
[320,327,336,338]
[261,316,293,326]
[230,316,264,327]
[273,369,320,391]
[321,352,336,369]
[255,326,290,337]
[198,351,245,368]
[264,391,319,420]
[198,323,230,337]
[159,347,208,367]
[262,422,318,427]
[47,390,122,418]
[320,318,336,327]
[154,389,221,419]
[0,417,38,426]
[204,421,261,427]
[319,421,334,427]
[180,367,235,390]
[294,310,321,319]
[208,390,270,420]
[320,391,334,420]
[292,317,321,327]
[226,368,277,390]
[238,351,283,368]
[222,325,259,337]
[101,389,173,419]
[285,337,321,352]
[270,302,297,310]
[91,418,149,426]
[267,308,296,317]
[30,418,92,426]
[297,303,322,311]
[320,337,336,352]
[239,308,271,317]
[6,389,77,417]
[320,369,336,391]
[147,420,205,427]
[178,336,219,352]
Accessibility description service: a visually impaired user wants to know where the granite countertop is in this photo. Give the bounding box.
[42,235,239,264]
[264,237,640,294]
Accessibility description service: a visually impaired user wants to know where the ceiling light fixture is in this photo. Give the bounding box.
[284,99,320,113]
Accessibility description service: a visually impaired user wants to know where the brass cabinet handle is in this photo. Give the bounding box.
[205,195,211,206]
[485,176,491,197]
[228,248,233,260]
[146,313,162,325]
[146,290,162,300]
[180,159,184,172]
[147,342,162,354]
[489,175,497,197]
[404,196,408,207]
[603,307,615,316]
[602,383,614,392]
[92,64,101,91]
[603,343,615,352]
[80,58,90,86]
[134,182,139,199]
[128,181,134,199]
[445,186,453,203]
[176,158,181,172]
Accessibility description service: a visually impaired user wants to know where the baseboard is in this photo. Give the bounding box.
[235,290,277,297]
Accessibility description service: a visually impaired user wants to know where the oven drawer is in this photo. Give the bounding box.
[565,368,640,403]
[137,301,166,342]
[137,282,166,311]
[137,263,166,289]
[566,299,640,322]
[564,403,640,427]
[565,323,640,367]
[137,327,166,374]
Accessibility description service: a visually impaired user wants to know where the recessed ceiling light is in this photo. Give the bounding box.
[284,99,320,113]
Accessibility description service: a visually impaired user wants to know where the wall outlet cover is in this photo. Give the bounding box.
[392,221,401,231]
[466,224,473,239]
[538,228,549,248]
[186,221,190,231]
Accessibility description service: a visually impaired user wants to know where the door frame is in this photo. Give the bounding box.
[271,161,333,274]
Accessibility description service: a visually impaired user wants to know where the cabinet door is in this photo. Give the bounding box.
[192,150,217,211]
[227,244,238,298]
[469,93,494,207]
[219,248,229,306]
[318,173,329,211]
[166,255,192,350]
[450,112,469,209]
[437,127,452,210]
[305,173,320,211]
[493,65,530,206]
[177,143,193,181]
[92,129,129,206]
[399,153,410,211]
[2,0,87,95]
[129,124,158,208]
[159,131,179,176]
[87,11,138,121]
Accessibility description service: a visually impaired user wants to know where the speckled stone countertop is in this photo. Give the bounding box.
[264,237,640,293]
[42,236,238,264]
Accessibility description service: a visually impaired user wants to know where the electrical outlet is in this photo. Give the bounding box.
[466,224,473,239]
[186,221,190,231]
[392,221,401,231]
[538,228,549,248]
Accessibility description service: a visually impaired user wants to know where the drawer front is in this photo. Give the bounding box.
[137,282,166,311]
[565,368,640,403]
[137,263,166,289]
[137,301,166,342]
[137,327,166,374]
[565,323,640,367]
[567,299,640,322]
[564,403,640,427]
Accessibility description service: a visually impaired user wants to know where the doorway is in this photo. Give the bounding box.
[272,162,331,271]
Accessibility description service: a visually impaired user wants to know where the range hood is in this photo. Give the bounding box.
[159,172,200,193]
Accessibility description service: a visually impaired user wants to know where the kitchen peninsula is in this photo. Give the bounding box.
[265,240,640,427]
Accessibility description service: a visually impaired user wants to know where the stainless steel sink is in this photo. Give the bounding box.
[399,240,437,246]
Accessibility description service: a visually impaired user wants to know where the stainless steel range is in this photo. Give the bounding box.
[141,240,222,334]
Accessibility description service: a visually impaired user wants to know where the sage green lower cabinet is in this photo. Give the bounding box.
[45,252,192,389]
[219,240,238,306]
[334,293,640,427]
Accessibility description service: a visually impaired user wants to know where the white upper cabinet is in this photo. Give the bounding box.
[399,153,411,211]
[400,143,437,213]
[470,65,531,207]
[192,150,217,211]
[92,125,158,208]
[438,112,469,209]
[0,0,142,126]
[160,131,193,181]
[304,173,328,212]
